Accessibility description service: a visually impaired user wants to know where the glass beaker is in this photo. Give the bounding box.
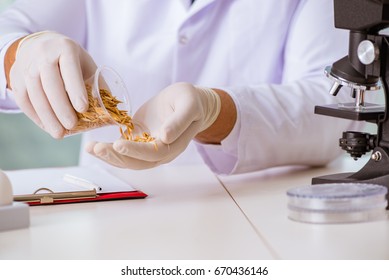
[65,66,132,136]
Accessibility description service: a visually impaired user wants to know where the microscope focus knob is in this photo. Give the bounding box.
[357,40,379,65]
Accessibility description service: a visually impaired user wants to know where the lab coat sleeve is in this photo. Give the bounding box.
[196,0,362,175]
[0,0,87,111]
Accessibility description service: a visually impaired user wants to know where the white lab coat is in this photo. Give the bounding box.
[0,0,357,174]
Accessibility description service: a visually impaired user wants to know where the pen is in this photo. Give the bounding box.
[63,174,103,191]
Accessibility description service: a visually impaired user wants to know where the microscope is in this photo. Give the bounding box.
[312,0,389,206]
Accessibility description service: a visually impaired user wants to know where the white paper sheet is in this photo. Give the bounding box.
[6,166,136,195]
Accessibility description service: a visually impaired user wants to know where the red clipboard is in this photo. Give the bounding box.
[9,166,148,206]
[14,188,147,206]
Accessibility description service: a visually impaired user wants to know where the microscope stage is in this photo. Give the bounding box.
[314,103,384,121]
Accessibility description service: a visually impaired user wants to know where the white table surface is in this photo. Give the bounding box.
[1,156,388,260]
[217,156,389,260]
[0,164,270,260]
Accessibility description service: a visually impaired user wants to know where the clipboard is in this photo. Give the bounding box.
[7,166,147,206]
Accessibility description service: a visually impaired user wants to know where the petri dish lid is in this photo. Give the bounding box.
[286,183,388,224]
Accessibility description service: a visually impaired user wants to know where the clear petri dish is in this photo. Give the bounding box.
[286,183,388,224]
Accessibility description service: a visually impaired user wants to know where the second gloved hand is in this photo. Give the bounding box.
[86,82,221,169]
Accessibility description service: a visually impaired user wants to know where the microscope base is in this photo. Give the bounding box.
[313,147,389,209]
[312,172,389,209]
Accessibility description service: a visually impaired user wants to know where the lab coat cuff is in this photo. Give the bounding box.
[0,87,19,112]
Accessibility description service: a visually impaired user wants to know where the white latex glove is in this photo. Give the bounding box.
[9,31,97,138]
[86,82,221,169]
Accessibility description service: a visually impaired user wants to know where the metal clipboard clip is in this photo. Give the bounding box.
[14,187,97,204]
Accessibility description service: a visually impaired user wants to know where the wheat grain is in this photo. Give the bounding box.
[65,85,155,145]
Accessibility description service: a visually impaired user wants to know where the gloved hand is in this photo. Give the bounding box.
[86,82,221,169]
[9,31,97,138]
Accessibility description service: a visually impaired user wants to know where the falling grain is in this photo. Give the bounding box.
[66,85,156,146]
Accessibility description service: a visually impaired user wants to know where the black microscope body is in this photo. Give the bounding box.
[312,0,389,206]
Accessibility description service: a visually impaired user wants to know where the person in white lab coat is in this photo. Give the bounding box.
[0,0,356,174]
